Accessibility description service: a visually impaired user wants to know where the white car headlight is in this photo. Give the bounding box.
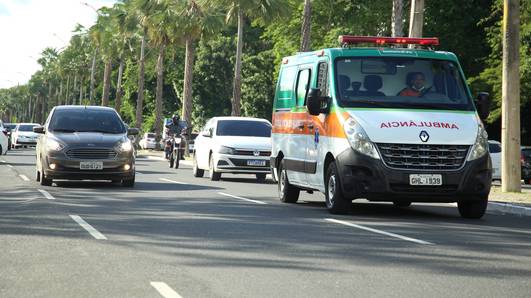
[46,139,64,151]
[117,140,133,152]
[467,125,489,161]
[343,118,380,159]
[218,145,235,155]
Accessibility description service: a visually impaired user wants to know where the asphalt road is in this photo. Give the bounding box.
[1,149,530,297]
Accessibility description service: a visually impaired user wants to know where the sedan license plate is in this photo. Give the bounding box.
[409,174,442,186]
[80,161,103,170]
[247,160,266,167]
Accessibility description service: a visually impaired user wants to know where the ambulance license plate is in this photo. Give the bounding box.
[247,160,266,167]
[80,161,103,170]
[409,174,442,186]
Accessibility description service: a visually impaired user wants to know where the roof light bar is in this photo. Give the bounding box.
[338,36,439,46]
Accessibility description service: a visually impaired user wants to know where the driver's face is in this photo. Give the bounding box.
[412,74,425,89]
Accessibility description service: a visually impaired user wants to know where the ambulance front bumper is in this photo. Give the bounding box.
[335,148,491,202]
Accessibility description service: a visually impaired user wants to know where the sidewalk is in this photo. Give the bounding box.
[137,149,531,217]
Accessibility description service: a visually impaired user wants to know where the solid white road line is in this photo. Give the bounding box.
[150,282,183,298]
[159,178,187,185]
[37,189,56,200]
[19,174,30,181]
[69,215,107,240]
[218,192,267,205]
[325,218,433,245]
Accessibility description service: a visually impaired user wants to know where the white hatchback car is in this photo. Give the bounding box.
[192,117,272,182]
[139,133,157,149]
[11,123,40,148]
[488,140,501,180]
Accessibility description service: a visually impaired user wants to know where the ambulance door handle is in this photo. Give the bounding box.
[297,123,305,130]
[307,124,314,130]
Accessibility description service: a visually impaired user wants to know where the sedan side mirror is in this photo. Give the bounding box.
[475,92,490,121]
[33,126,45,134]
[127,128,140,136]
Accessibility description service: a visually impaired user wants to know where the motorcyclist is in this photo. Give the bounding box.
[164,114,188,160]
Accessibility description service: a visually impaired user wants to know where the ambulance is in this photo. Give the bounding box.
[270,36,492,219]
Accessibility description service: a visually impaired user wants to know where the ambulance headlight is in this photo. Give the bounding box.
[343,118,380,159]
[467,125,489,161]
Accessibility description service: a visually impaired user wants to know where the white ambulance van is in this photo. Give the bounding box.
[270,36,492,219]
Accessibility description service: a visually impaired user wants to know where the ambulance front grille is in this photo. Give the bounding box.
[376,143,470,171]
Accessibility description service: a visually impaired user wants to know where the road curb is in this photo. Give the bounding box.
[487,202,531,217]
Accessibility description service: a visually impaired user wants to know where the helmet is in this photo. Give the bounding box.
[171,114,179,125]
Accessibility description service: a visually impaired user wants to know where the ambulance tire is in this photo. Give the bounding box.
[457,196,488,219]
[278,160,299,203]
[325,162,351,214]
[393,201,412,208]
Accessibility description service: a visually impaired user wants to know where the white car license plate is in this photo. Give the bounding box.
[80,161,103,170]
[409,174,442,186]
[247,160,266,167]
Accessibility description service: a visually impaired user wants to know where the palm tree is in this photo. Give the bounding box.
[131,0,160,129]
[171,0,222,127]
[214,0,287,116]
[299,0,311,52]
[391,0,404,37]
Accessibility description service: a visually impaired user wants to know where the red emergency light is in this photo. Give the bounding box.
[338,36,439,46]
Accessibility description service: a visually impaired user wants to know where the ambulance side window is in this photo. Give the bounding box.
[317,62,329,96]
[295,69,311,107]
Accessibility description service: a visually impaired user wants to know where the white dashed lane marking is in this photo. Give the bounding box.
[151,282,183,298]
[159,178,187,185]
[218,192,267,205]
[69,215,107,240]
[325,218,434,245]
[37,189,56,200]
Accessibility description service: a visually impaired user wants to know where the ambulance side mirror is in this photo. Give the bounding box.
[307,88,325,116]
[475,92,490,121]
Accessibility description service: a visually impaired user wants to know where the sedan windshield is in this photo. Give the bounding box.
[49,109,125,134]
[217,120,271,137]
[335,57,474,111]
[18,124,38,132]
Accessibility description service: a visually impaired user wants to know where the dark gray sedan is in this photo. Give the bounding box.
[34,106,138,187]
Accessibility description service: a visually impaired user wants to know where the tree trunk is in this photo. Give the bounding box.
[408,0,424,47]
[135,29,147,129]
[155,43,166,149]
[391,0,404,37]
[182,36,196,157]
[79,76,84,105]
[58,80,63,106]
[35,95,42,124]
[501,0,521,192]
[65,76,71,105]
[89,47,99,105]
[299,0,312,52]
[115,59,124,113]
[182,36,194,129]
[72,75,78,105]
[231,8,244,116]
[101,57,112,106]
[44,82,51,119]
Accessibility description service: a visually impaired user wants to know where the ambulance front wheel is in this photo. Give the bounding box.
[278,160,299,203]
[325,162,351,214]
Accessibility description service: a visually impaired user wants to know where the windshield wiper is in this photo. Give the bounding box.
[77,129,120,134]
[52,129,77,133]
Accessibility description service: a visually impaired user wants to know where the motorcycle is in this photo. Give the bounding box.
[166,130,187,169]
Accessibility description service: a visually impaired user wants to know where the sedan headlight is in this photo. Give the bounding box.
[117,140,133,152]
[46,139,64,151]
[467,125,489,161]
[218,145,235,155]
[343,118,380,159]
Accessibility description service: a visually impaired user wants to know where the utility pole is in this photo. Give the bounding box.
[391,0,404,37]
[408,0,424,48]
[501,0,521,192]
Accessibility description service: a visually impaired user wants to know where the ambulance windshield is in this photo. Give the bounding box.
[334,57,474,111]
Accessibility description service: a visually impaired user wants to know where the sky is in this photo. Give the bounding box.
[0,0,117,89]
